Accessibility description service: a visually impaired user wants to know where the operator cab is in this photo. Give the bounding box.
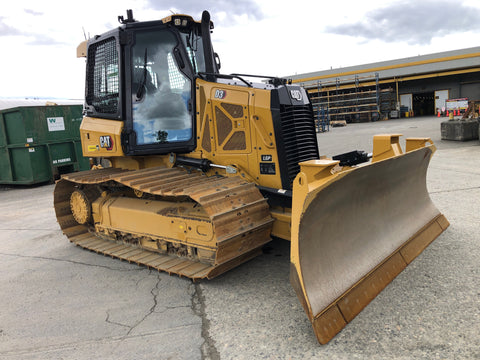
[83,11,218,155]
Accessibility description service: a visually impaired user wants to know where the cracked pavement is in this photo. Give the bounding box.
[0,116,479,359]
[0,186,203,359]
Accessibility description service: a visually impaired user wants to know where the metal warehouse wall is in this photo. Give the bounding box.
[294,46,480,120]
[398,72,480,100]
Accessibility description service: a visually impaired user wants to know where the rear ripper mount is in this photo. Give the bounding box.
[54,166,274,279]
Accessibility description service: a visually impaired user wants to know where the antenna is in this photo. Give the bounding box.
[82,26,87,40]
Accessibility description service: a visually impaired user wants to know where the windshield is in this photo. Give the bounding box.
[132,29,192,145]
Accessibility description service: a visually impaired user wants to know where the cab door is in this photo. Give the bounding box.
[123,26,196,155]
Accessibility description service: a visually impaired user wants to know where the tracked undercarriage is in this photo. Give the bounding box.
[54,166,274,279]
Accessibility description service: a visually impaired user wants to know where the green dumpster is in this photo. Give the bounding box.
[0,105,90,185]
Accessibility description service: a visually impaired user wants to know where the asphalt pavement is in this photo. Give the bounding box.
[0,115,478,359]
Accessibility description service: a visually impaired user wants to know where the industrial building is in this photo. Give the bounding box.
[290,46,480,123]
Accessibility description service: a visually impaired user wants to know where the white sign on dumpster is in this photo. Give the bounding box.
[47,117,65,131]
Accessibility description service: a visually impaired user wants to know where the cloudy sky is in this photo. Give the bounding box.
[1,0,480,99]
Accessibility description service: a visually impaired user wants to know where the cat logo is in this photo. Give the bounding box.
[290,89,303,101]
[99,135,114,150]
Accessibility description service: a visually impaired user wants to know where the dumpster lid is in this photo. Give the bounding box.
[0,98,83,111]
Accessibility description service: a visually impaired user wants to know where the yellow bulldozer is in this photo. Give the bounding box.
[54,10,449,344]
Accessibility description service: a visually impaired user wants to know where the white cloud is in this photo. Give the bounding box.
[325,0,480,45]
[0,0,478,99]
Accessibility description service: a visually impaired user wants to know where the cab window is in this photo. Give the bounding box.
[132,30,192,145]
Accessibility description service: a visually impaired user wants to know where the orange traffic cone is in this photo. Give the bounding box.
[437,110,441,117]
[446,110,449,117]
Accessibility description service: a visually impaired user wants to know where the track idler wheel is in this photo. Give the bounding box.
[70,188,99,225]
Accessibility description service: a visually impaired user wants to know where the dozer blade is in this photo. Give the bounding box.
[290,137,449,344]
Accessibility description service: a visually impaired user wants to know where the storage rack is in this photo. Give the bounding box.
[305,73,395,123]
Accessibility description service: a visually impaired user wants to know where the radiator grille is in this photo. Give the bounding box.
[86,37,119,115]
[279,104,319,186]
